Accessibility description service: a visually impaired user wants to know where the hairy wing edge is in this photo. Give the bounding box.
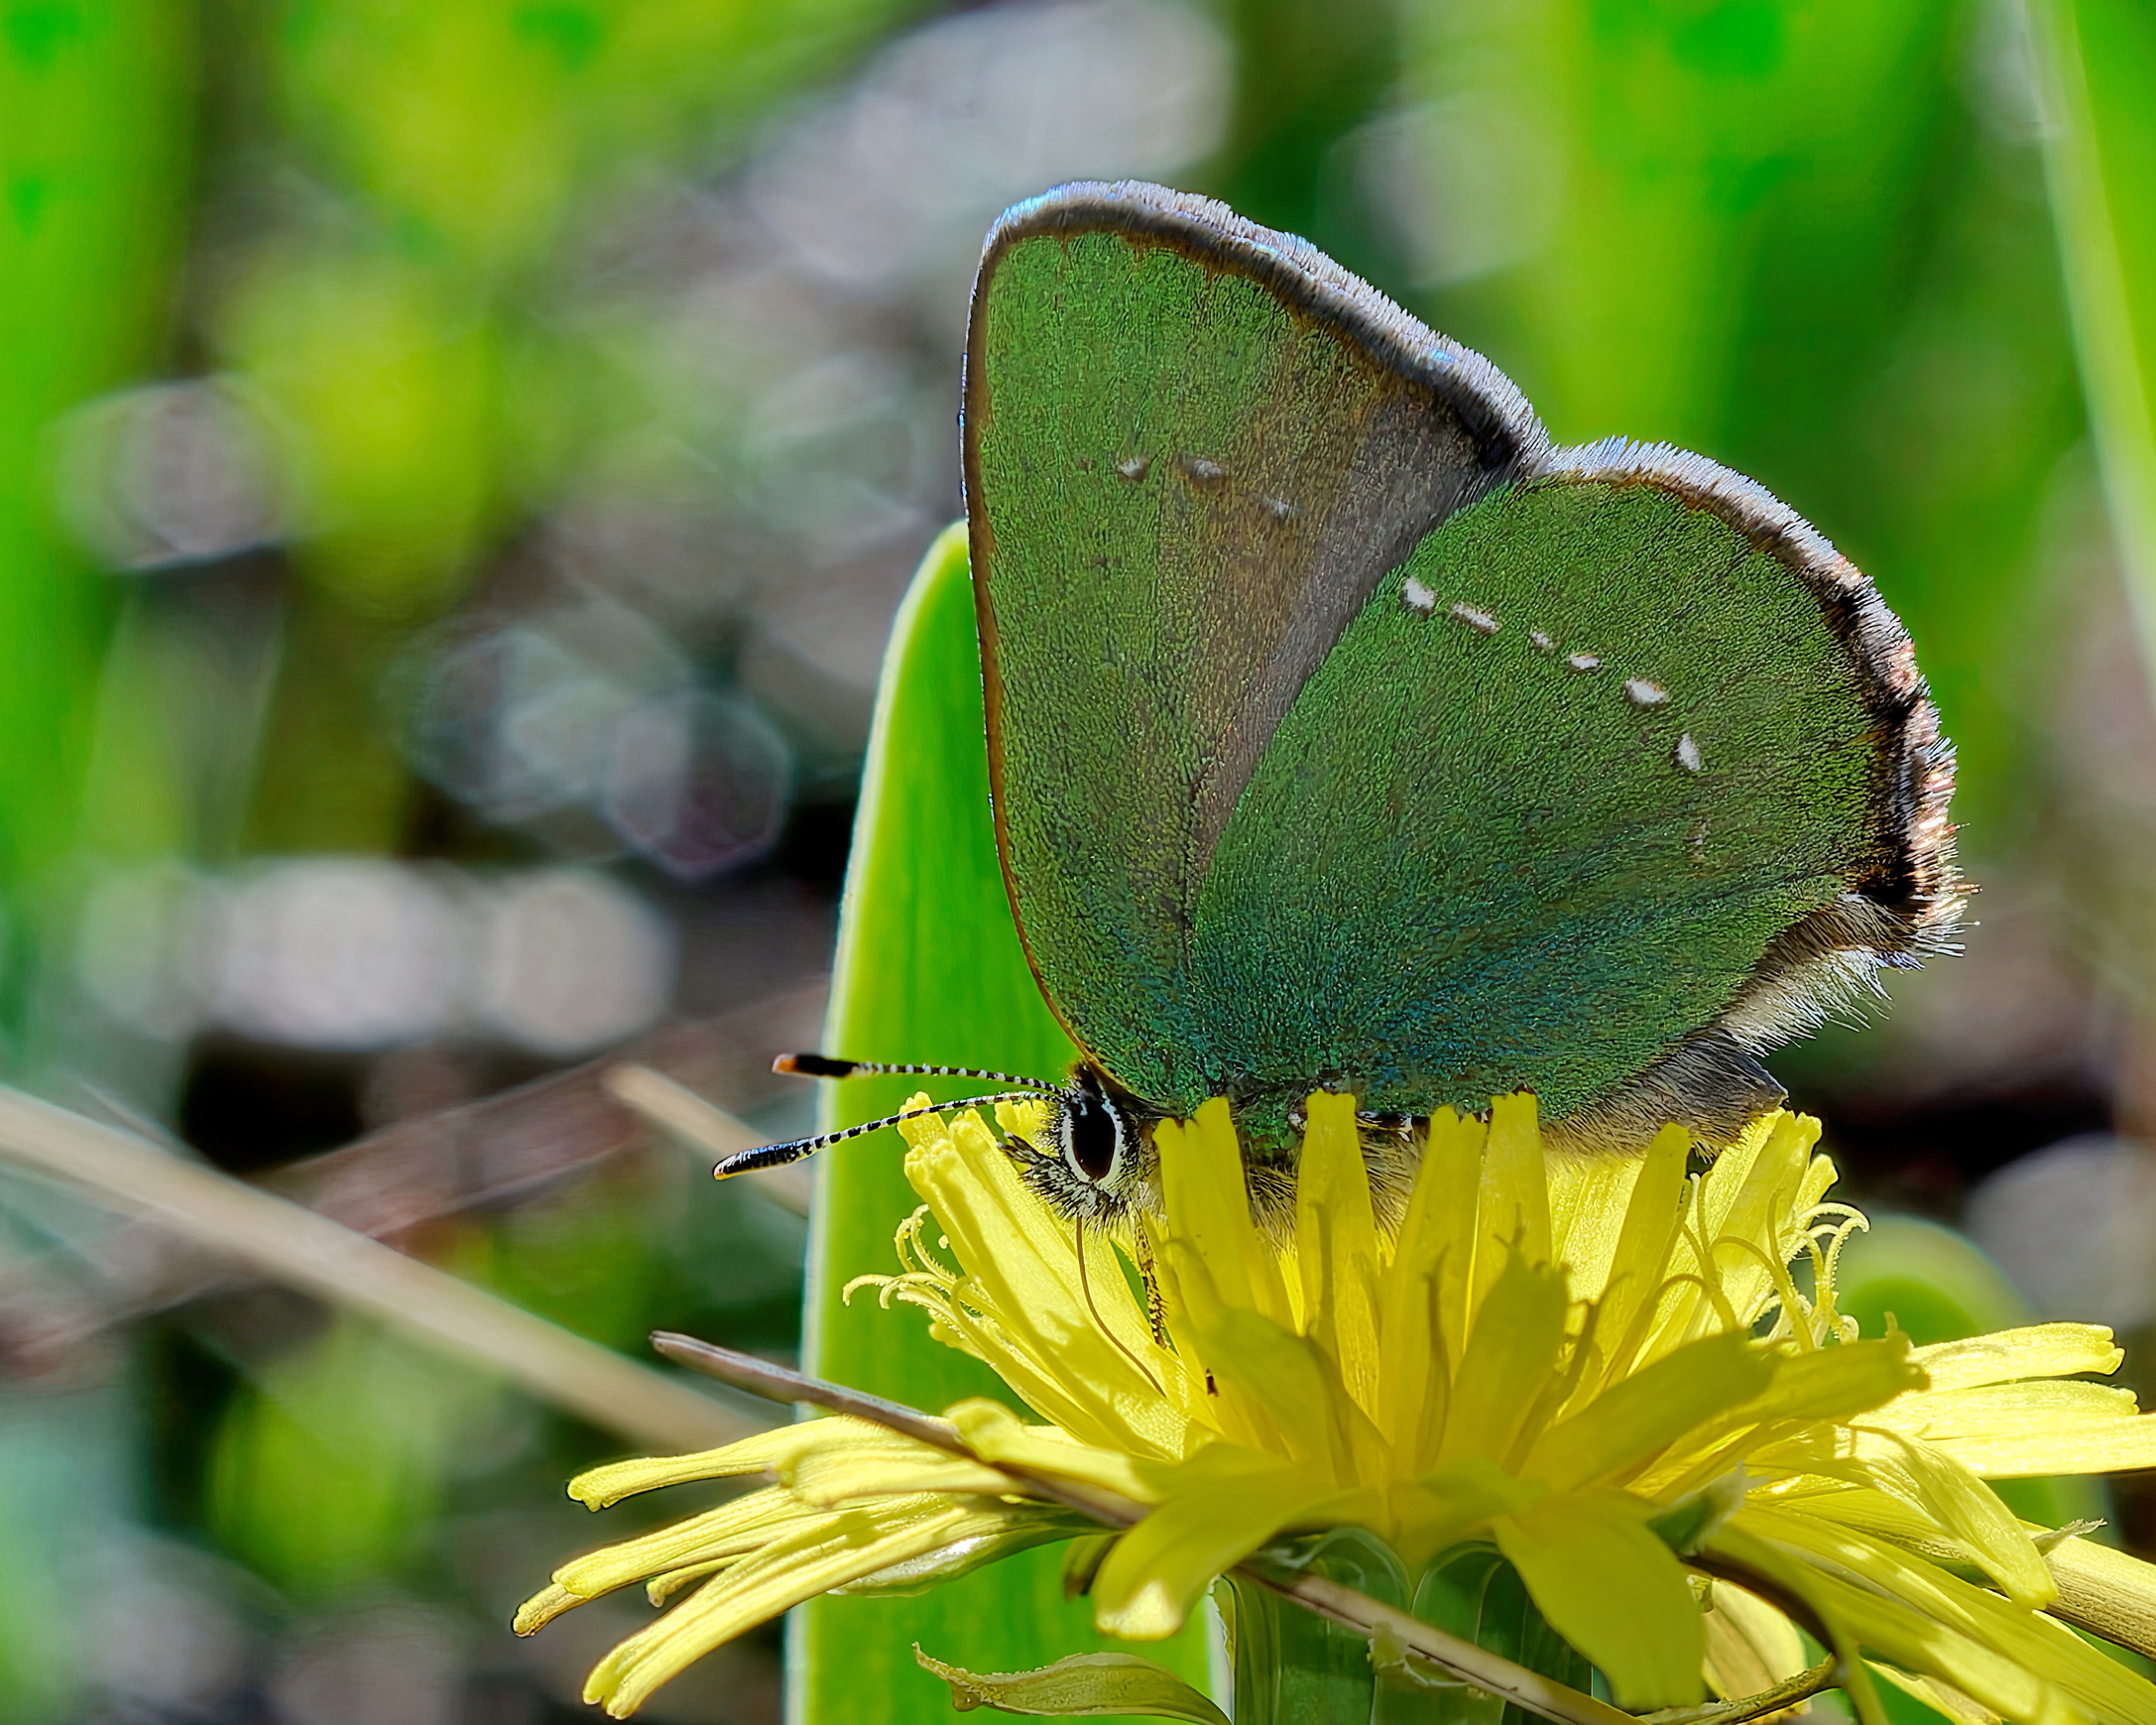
[1536,439,1964,1152]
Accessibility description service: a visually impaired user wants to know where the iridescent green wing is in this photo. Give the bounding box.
[1187,444,1961,1148]
[963,183,1546,1111]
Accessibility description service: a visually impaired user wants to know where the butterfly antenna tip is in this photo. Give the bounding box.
[774,1051,862,1078]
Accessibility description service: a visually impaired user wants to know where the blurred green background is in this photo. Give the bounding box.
[4,0,2156,1720]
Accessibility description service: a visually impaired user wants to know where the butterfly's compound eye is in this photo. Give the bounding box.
[1058,1089,1126,1183]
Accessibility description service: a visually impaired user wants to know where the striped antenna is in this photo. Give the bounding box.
[714,1090,1049,1179]
[774,1051,1058,1091]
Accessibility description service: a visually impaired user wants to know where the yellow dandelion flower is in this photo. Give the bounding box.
[521,1092,2156,1724]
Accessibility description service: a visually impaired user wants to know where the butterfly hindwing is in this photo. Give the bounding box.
[1187,444,1957,1147]
[964,183,1545,1110]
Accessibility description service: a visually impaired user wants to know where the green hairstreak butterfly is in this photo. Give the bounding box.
[729,182,1962,1221]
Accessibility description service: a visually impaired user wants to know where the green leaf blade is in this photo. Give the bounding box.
[795,525,1210,1724]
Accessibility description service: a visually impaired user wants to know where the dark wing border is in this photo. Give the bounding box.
[967,181,1549,487]
[1533,439,1964,1152]
[1542,437,1961,947]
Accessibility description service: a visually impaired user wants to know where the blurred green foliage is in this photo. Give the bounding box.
[0,0,191,925]
[8,0,2156,1721]
[2024,0,2156,1046]
[2,11,193,1711]
[208,1312,504,1595]
[246,0,945,612]
[1413,1,2083,849]
[227,0,933,851]
[2032,0,2156,666]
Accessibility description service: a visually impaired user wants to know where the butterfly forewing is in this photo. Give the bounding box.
[964,183,1543,1114]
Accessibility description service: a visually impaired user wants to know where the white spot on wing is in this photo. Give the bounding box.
[1116,455,1151,482]
[1450,602,1499,634]
[1676,733,1704,772]
[1624,678,1669,705]
[1400,577,1437,615]
[1566,653,1601,672]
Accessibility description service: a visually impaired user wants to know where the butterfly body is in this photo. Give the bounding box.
[735,181,1959,1220]
[964,185,1956,1204]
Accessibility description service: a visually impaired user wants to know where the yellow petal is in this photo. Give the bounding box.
[1385,1105,1477,1291]
[1140,1248,1279,1460]
[949,1400,1155,1503]
[1676,1115,1821,1347]
[1794,1499,2156,1664]
[1781,1481,1977,1537]
[1641,1338,1923,1498]
[584,1498,1005,1717]
[568,1427,803,1508]
[1843,1427,2055,1606]
[1091,1449,1367,1640]
[1545,1126,1657,1301]
[1927,1417,2156,1479]
[1708,1521,2047,1725]
[1400,1456,1547,1560]
[1152,1100,1296,1331]
[648,1560,728,1605]
[1207,1304,1370,1477]
[513,1582,582,1635]
[1872,1379,2140,1445]
[1374,1107,1483,1447]
[1158,1240,1376,1474]
[1418,1107,1492,1368]
[1700,1577,1808,1703]
[1295,1090,1382,1416]
[1476,1094,1552,1286]
[1733,1506,2156,1724]
[1906,1324,2122,1393]
[1435,1252,1572,1469]
[1492,1489,1706,1711]
[1525,1330,1773,1491]
[1561,1123,1689,1374]
[781,1432,1019,1509]
[900,1111,1193,1456]
[837,1508,1086,1597]
[554,1488,822,1599]
[1372,1262,1442,1457]
[1870,1662,2010,1725]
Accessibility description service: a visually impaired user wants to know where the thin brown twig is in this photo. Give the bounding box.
[602,1063,814,1216]
[0,1084,764,1453]
[0,995,826,1372]
[1637,1658,1838,1725]
[651,1333,967,1458]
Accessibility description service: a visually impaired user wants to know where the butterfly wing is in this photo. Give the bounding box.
[1186,442,1960,1148]
[963,182,1547,1112]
